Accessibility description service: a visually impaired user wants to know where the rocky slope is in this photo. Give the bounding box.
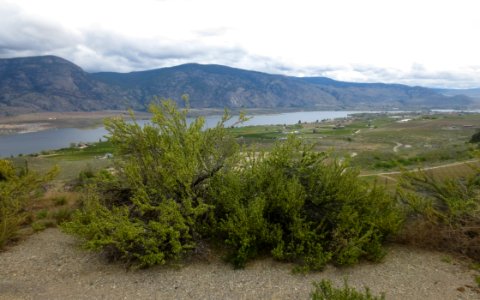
[0,55,475,116]
[0,56,132,115]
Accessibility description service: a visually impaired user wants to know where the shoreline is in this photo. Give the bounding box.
[0,111,152,136]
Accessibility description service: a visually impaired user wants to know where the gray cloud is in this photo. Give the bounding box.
[0,2,479,88]
[75,29,250,72]
[0,4,80,56]
[362,65,480,89]
[0,3,250,73]
[284,64,480,89]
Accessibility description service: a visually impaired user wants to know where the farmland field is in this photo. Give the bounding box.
[6,111,480,183]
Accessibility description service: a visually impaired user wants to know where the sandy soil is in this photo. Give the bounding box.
[0,111,152,135]
[1,228,479,299]
[0,111,143,124]
[0,123,53,135]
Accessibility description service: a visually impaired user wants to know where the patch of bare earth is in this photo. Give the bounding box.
[0,111,152,135]
[0,228,479,299]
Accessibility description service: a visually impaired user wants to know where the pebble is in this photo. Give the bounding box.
[0,228,479,300]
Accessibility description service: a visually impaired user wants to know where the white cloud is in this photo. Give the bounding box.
[0,0,480,88]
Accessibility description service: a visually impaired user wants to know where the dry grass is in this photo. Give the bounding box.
[397,218,480,262]
[13,186,80,242]
[396,163,480,263]
[423,162,480,181]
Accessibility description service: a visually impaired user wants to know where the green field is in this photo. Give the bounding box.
[231,112,480,173]
[7,111,480,183]
[10,142,115,181]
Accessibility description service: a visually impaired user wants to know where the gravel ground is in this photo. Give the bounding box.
[1,228,479,300]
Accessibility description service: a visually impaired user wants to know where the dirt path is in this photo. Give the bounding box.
[360,159,480,179]
[393,142,403,153]
[0,229,479,299]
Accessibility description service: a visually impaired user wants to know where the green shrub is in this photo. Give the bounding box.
[470,130,480,143]
[208,136,402,269]
[63,100,241,268]
[311,279,385,300]
[0,160,56,248]
[63,100,402,269]
[31,221,47,232]
[75,165,96,188]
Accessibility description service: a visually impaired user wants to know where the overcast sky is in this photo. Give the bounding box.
[1,0,479,88]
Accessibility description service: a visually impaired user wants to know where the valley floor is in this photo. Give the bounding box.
[0,228,479,299]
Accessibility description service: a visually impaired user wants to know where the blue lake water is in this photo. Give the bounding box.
[0,110,368,157]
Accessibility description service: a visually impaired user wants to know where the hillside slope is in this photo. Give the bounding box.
[0,55,475,115]
[0,56,137,115]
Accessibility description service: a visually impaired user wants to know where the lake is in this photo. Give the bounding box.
[0,110,365,157]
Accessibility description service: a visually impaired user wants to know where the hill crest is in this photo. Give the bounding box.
[0,56,476,115]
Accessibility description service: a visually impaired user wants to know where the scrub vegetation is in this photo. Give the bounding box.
[397,165,480,262]
[310,279,385,300]
[62,101,401,269]
[2,101,480,279]
[0,160,57,248]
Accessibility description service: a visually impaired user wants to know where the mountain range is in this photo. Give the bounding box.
[0,55,477,116]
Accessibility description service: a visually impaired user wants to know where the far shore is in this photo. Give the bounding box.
[0,107,336,135]
[3,106,458,136]
[0,111,153,136]
[0,110,152,125]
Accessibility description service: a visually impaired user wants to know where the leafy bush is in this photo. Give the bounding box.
[73,165,97,188]
[63,100,402,269]
[397,166,480,261]
[63,100,241,267]
[470,130,480,143]
[311,279,385,300]
[208,137,401,269]
[0,160,56,248]
[31,221,47,232]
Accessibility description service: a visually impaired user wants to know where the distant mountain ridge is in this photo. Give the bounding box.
[0,55,477,116]
[435,87,480,99]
